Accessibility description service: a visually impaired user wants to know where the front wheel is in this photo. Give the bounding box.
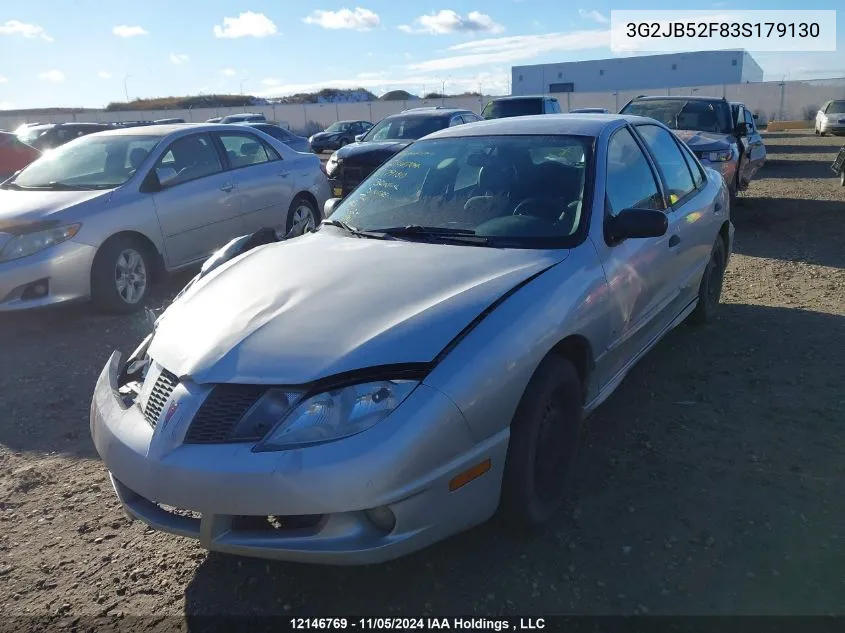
[91,236,153,314]
[285,195,319,237]
[499,355,583,530]
[688,237,726,326]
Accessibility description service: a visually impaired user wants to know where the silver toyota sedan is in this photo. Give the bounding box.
[0,123,329,313]
[91,114,734,565]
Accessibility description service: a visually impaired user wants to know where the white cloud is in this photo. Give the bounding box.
[97,71,112,79]
[399,10,504,35]
[261,78,281,86]
[0,76,7,84]
[37,69,65,82]
[578,9,609,24]
[303,7,380,31]
[408,29,609,71]
[0,19,53,41]
[113,25,148,37]
[220,68,237,76]
[213,12,277,38]
[169,53,190,65]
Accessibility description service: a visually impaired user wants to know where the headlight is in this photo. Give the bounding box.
[0,223,81,262]
[252,380,419,451]
[326,152,341,177]
[697,149,732,163]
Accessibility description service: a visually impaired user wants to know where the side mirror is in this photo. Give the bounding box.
[354,134,365,142]
[324,197,342,217]
[752,113,759,120]
[606,208,668,242]
[735,121,749,136]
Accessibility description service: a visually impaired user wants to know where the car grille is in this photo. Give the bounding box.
[184,384,266,444]
[338,165,373,193]
[143,368,179,428]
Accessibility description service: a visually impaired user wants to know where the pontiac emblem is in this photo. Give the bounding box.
[162,400,180,428]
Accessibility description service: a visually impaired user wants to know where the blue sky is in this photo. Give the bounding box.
[0,0,842,109]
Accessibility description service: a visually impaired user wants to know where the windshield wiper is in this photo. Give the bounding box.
[371,225,490,244]
[320,219,393,240]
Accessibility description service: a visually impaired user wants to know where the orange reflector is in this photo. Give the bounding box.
[449,459,492,492]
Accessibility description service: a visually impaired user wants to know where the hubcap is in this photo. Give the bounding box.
[290,205,315,236]
[114,249,147,304]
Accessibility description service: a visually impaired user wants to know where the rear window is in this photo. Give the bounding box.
[482,99,543,120]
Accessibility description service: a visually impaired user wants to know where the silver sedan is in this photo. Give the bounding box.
[91,114,733,564]
[0,123,329,313]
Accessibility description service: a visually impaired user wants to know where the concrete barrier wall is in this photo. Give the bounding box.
[2,77,843,133]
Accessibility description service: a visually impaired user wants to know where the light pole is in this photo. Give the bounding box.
[240,78,249,96]
[123,74,132,102]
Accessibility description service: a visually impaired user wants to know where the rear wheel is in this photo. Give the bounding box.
[688,237,726,326]
[285,195,319,237]
[91,236,153,314]
[499,355,583,530]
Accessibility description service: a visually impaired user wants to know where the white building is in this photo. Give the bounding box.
[512,50,764,95]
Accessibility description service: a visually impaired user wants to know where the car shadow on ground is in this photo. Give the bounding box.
[732,198,844,270]
[182,302,845,619]
[766,143,844,155]
[753,159,837,180]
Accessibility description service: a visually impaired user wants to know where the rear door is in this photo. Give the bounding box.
[213,130,294,233]
[148,132,243,267]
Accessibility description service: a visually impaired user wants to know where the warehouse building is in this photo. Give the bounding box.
[511,50,764,95]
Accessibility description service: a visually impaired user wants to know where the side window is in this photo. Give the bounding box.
[676,138,705,189]
[449,115,464,127]
[605,127,663,217]
[824,101,832,113]
[218,133,277,168]
[744,109,755,131]
[635,124,696,204]
[155,133,222,187]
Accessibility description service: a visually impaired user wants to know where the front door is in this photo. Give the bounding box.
[742,108,766,182]
[214,131,294,234]
[592,125,682,389]
[148,132,243,267]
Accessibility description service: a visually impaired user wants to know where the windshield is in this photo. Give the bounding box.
[325,122,352,133]
[621,99,733,134]
[17,126,52,146]
[8,134,162,190]
[827,100,845,113]
[362,116,447,142]
[482,99,543,120]
[328,134,592,248]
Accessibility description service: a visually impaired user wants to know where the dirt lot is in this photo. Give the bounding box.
[0,132,843,627]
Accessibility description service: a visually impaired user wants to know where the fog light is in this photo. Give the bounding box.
[21,279,49,300]
[365,506,396,533]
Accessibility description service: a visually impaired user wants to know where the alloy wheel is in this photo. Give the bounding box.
[290,205,316,236]
[114,248,147,305]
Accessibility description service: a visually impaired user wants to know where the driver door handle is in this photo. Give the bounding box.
[669,234,681,248]
[220,182,236,192]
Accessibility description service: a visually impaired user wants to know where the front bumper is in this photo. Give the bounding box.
[700,157,739,192]
[820,120,845,134]
[90,352,507,565]
[0,239,96,312]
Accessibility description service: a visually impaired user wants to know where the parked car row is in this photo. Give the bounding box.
[89,112,735,566]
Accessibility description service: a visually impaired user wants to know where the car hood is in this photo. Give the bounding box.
[673,130,734,152]
[0,188,112,233]
[148,231,567,385]
[335,141,412,164]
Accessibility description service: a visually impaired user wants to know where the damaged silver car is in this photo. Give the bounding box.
[91,114,733,565]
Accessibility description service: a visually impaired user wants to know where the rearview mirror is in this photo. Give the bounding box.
[606,208,668,242]
[156,167,178,187]
[324,197,342,217]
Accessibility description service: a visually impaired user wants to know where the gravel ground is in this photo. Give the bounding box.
[0,132,843,628]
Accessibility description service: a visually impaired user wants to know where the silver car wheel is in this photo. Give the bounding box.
[290,205,316,236]
[114,248,148,305]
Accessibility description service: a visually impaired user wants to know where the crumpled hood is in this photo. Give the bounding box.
[148,231,567,385]
[336,141,411,164]
[0,188,111,233]
[673,130,734,152]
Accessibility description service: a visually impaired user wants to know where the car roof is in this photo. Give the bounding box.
[92,123,258,137]
[489,95,555,101]
[386,108,471,119]
[424,113,652,140]
[630,95,726,103]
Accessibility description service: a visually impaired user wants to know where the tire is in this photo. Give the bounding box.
[688,237,727,326]
[499,355,583,530]
[285,195,319,237]
[339,138,350,148]
[90,236,153,314]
